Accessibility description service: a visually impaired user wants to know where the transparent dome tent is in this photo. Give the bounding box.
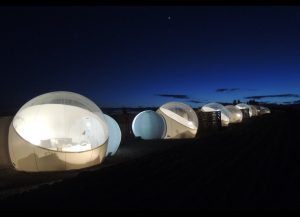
[9,91,109,172]
[157,102,198,139]
[201,103,231,127]
[132,110,166,140]
[249,105,259,116]
[104,114,121,156]
[235,103,253,117]
[225,105,243,123]
[260,106,271,114]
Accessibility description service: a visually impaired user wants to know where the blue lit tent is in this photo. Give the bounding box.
[132,110,166,140]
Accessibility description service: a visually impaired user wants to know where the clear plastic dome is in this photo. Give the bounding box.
[260,106,271,114]
[157,102,198,138]
[249,105,258,116]
[104,114,121,156]
[225,105,243,123]
[236,103,253,117]
[201,103,231,127]
[12,91,109,153]
[132,110,166,140]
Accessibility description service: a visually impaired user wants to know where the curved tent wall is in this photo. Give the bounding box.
[104,114,122,156]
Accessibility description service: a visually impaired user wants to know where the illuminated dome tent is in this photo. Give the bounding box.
[132,110,166,140]
[236,103,253,117]
[225,105,243,123]
[9,91,109,172]
[157,102,198,139]
[201,103,231,127]
[260,106,271,114]
[104,114,121,156]
[249,105,258,116]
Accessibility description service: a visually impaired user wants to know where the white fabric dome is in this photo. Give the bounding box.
[201,103,231,127]
[157,102,198,139]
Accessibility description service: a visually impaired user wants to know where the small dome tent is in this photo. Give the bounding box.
[104,114,121,156]
[9,91,109,172]
[260,106,271,114]
[236,103,253,117]
[201,103,231,127]
[157,102,198,139]
[225,105,243,123]
[132,110,166,140]
[249,105,259,116]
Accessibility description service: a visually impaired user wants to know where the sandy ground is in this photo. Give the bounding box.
[0,108,299,210]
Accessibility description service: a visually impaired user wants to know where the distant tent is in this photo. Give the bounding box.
[157,102,198,139]
[9,91,109,172]
[201,103,231,127]
[249,105,259,116]
[104,114,121,156]
[132,110,166,140]
[260,106,271,114]
[225,105,243,123]
[236,103,253,117]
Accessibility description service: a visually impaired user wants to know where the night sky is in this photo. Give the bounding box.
[1,6,300,109]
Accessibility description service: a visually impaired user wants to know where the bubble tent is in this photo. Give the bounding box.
[157,102,198,139]
[236,103,253,117]
[104,114,121,156]
[260,106,271,114]
[249,105,259,116]
[201,103,231,127]
[9,91,109,172]
[225,105,243,123]
[132,110,166,140]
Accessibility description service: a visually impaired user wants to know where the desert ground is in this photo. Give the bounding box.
[0,106,299,210]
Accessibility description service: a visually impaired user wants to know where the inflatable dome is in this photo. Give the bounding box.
[132,110,166,140]
[225,105,243,123]
[236,103,253,117]
[9,91,109,172]
[201,103,231,127]
[104,114,121,156]
[157,102,198,139]
[260,106,271,114]
[249,105,259,116]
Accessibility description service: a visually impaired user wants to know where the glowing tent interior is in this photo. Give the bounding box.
[157,102,198,139]
[225,105,243,123]
[9,91,109,172]
[201,103,231,127]
[236,103,253,117]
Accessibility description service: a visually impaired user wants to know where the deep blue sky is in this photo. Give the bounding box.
[1,6,300,108]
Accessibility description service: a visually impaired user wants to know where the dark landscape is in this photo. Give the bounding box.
[0,104,299,210]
